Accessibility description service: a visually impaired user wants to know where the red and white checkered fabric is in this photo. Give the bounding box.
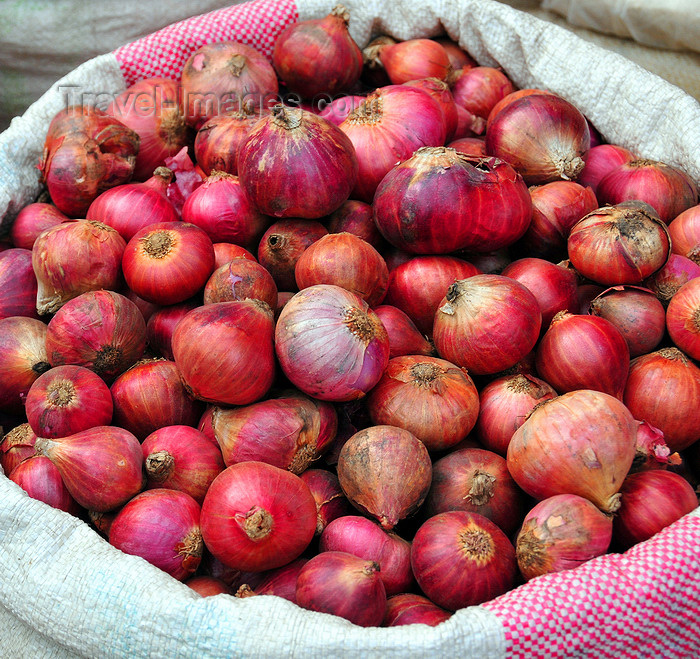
[482,511,700,658]
[113,0,298,85]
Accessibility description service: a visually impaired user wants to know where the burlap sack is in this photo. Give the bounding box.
[1,1,699,657]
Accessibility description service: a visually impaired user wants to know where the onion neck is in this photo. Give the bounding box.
[145,450,175,482]
[240,506,273,541]
[516,527,546,573]
[46,380,75,408]
[346,93,383,125]
[141,230,176,259]
[271,105,302,131]
[32,360,52,376]
[94,345,123,375]
[343,306,375,344]
[458,525,495,566]
[467,471,496,506]
[228,54,247,77]
[176,528,204,572]
[330,4,350,25]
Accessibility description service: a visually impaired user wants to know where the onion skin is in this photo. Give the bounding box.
[435,38,476,71]
[631,420,680,473]
[506,390,638,513]
[535,311,630,399]
[367,355,479,451]
[383,593,452,627]
[623,347,700,452]
[485,94,591,185]
[643,254,700,307]
[613,471,698,550]
[10,203,67,250]
[378,39,450,84]
[0,249,39,320]
[324,200,383,250]
[275,285,390,402]
[577,144,636,195]
[300,469,351,536]
[238,106,358,219]
[9,455,80,515]
[452,67,515,129]
[411,511,517,611]
[45,290,147,381]
[1,424,39,476]
[145,300,198,361]
[200,461,317,572]
[515,494,613,581]
[172,300,275,406]
[384,256,481,336]
[213,243,256,269]
[337,425,432,530]
[254,557,308,603]
[185,576,233,597]
[32,220,126,316]
[295,551,387,627]
[404,77,458,142]
[433,275,542,376]
[35,426,143,512]
[666,278,700,360]
[475,374,557,456]
[372,305,433,358]
[204,257,278,309]
[485,89,556,132]
[668,204,700,265]
[374,148,532,255]
[25,365,113,438]
[589,286,666,358]
[110,489,203,581]
[447,136,487,158]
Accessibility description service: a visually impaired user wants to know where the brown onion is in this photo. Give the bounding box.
[0,249,39,320]
[238,105,358,219]
[9,455,80,515]
[300,469,351,536]
[383,594,452,627]
[9,203,67,250]
[576,144,636,195]
[643,254,700,306]
[485,94,591,184]
[507,390,637,513]
[45,290,146,381]
[433,275,541,375]
[666,278,700,360]
[372,305,433,358]
[32,220,126,315]
[668,204,700,264]
[337,425,432,530]
[203,257,277,308]
[367,355,479,451]
[0,424,39,475]
[515,494,613,580]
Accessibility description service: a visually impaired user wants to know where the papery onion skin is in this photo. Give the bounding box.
[0,249,39,320]
[378,39,450,84]
[32,220,126,315]
[275,284,389,402]
[9,455,80,515]
[337,425,432,530]
[45,290,147,381]
[630,420,680,473]
[643,254,700,307]
[613,471,698,550]
[203,257,277,309]
[25,365,113,438]
[475,374,557,456]
[367,355,479,451]
[373,148,532,255]
[506,390,638,513]
[447,136,487,158]
[200,461,317,572]
[576,144,636,195]
[110,488,203,581]
[238,106,358,219]
[383,593,452,627]
[35,425,143,512]
[515,494,613,581]
[411,511,517,611]
[300,469,351,536]
[10,203,67,250]
[485,94,591,185]
[373,305,433,358]
[172,300,275,406]
[623,348,700,453]
[666,278,700,361]
[668,204,700,265]
[317,96,365,126]
[433,275,541,376]
[0,424,39,476]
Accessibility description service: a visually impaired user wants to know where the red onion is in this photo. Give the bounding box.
[372,305,433,358]
[296,551,386,626]
[275,285,390,402]
[447,136,487,157]
[577,283,605,314]
[272,5,363,98]
[32,220,126,315]
[238,106,358,219]
[110,489,203,580]
[0,424,39,476]
[404,77,458,141]
[319,515,413,595]
[367,355,479,451]
[369,38,450,84]
[204,257,277,308]
[145,300,198,361]
[122,221,215,306]
[106,77,188,181]
[0,248,39,319]
[515,494,613,580]
[339,85,446,202]
[643,253,700,306]
[452,103,485,139]
[374,148,532,254]
[324,200,384,249]
[164,147,205,216]
[502,257,579,329]
[172,300,275,405]
[666,278,700,360]
[25,365,113,438]
[124,290,160,324]
[9,203,67,250]
[318,95,366,125]
[200,461,317,572]
[250,558,307,603]
[45,290,146,381]
[568,202,671,286]
[631,420,680,473]
[299,469,351,535]
[485,89,556,131]
[433,275,541,375]
[185,576,233,597]
[452,67,514,132]
[35,426,143,512]
[86,167,178,241]
[142,425,224,504]
[597,159,698,224]
[536,311,629,398]
[475,374,557,456]
[668,204,700,264]
[485,94,591,184]
[411,511,517,610]
[213,243,256,269]
[589,286,666,357]
[435,38,476,71]
[507,390,637,513]
[337,425,432,530]
[576,144,636,195]
[181,41,278,128]
[613,470,698,550]
[384,255,481,336]
[383,593,452,627]
[9,455,80,515]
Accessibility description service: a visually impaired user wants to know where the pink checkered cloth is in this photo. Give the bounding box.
[113,2,700,656]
